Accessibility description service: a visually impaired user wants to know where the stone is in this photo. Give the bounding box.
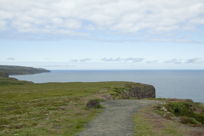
[86,99,102,109]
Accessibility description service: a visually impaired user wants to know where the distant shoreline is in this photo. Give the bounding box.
[0,65,50,76]
[11,70,204,103]
[51,69,204,71]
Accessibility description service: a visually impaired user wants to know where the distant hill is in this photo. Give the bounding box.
[0,72,9,77]
[0,65,50,76]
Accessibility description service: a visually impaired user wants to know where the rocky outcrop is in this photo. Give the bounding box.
[111,83,156,99]
[126,84,156,99]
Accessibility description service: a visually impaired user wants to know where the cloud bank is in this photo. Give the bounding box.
[0,0,204,39]
[1,57,204,70]
[2,57,204,64]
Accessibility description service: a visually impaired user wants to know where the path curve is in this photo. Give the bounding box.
[78,100,155,136]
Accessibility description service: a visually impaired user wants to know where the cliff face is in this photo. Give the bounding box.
[126,85,156,99]
[111,83,156,99]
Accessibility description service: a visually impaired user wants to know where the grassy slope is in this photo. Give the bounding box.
[134,100,204,136]
[0,77,32,85]
[0,77,132,136]
[134,105,186,136]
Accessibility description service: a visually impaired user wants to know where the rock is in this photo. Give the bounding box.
[86,99,103,109]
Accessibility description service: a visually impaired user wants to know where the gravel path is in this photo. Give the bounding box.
[78,100,155,136]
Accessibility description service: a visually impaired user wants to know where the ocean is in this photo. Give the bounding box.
[11,70,204,103]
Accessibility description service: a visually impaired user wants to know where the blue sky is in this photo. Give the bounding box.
[0,0,204,70]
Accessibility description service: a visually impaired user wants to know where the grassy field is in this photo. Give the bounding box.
[0,77,132,136]
[1,77,203,136]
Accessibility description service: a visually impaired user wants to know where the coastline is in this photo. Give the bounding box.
[11,70,204,103]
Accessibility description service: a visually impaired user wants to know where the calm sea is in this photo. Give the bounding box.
[11,70,204,103]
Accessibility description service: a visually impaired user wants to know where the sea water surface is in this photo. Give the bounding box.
[11,70,204,103]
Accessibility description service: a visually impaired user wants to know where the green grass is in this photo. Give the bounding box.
[134,106,186,136]
[134,112,154,135]
[0,77,133,136]
[0,77,31,85]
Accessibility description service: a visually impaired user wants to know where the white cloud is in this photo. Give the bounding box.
[165,59,183,64]
[71,58,92,63]
[69,57,204,64]
[0,0,204,37]
[101,57,144,63]
[0,20,6,30]
[7,57,15,61]
[165,58,204,64]
[185,58,204,64]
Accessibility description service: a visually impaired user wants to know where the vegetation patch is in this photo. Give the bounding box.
[134,105,186,136]
[0,77,32,85]
[110,87,130,99]
[156,99,204,126]
[134,103,204,136]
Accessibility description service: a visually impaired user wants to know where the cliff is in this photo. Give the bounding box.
[111,83,156,99]
[126,84,156,98]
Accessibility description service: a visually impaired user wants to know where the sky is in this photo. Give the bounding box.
[0,0,204,70]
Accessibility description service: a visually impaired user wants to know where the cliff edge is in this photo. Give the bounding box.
[111,83,156,99]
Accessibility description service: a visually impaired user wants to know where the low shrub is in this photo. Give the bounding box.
[165,102,194,116]
[158,101,204,125]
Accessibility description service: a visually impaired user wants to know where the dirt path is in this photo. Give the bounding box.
[78,100,156,136]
